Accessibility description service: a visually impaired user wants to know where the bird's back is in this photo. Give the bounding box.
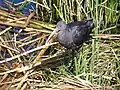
[56,19,94,49]
[67,19,94,46]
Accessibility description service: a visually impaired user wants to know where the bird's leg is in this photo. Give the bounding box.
[85,39,92,44]
[85,35,92,44]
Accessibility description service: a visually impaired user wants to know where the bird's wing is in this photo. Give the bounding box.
[72,25,90,46]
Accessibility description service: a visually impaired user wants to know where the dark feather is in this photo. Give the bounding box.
[56,19,94,49]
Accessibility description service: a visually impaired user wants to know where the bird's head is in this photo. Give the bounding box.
[56,21,66,32]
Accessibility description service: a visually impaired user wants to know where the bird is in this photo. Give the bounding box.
[56,19,94,50]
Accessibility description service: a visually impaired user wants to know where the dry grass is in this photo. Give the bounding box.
[0,0,120,90]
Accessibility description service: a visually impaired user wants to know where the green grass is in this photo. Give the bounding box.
[22,0,120,86]
[0,0,120,89]
[40,0,120,86]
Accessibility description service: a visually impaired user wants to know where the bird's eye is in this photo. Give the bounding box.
[57,29,60,32]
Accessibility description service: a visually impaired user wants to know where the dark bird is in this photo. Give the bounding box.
[56,19,94,50]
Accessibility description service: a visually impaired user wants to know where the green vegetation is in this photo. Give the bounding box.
[0,0,120,89]
[43,0,120,86]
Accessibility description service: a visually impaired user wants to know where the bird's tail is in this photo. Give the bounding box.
[85,19,94,29]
